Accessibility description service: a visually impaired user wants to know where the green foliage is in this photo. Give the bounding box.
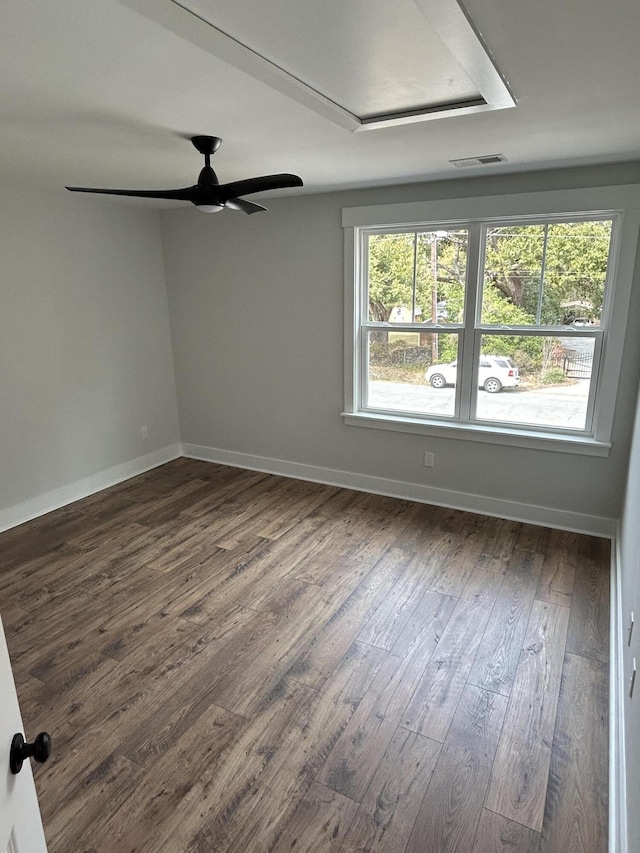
[480,294,544,365]
[541,366,567,385]
[483,220,612,323]
[367,230,467,324]
[368,220,612,327]
[367,233,415,321]
[438,335,458,364]
[366,219,612,374]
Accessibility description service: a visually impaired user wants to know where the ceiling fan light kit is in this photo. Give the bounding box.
[66,135,303,214]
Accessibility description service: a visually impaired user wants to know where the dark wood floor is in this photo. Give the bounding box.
[0,459,609,852]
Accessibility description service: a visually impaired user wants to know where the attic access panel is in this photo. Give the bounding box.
[123,0,515,130]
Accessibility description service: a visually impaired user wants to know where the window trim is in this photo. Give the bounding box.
[342,185,640,455]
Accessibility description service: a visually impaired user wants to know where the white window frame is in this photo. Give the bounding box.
[342,186,640,456]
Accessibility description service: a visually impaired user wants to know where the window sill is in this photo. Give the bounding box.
[341,411,611,456]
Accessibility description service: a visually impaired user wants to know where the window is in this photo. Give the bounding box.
[343,187,640,455]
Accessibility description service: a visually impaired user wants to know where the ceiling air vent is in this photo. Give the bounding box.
[450,154,508,168]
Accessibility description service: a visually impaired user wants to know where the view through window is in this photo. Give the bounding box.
[360,217,615,435]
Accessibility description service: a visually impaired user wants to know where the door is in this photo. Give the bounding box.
[0,617,48,852]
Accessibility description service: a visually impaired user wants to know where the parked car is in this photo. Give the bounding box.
[425,355,520,393]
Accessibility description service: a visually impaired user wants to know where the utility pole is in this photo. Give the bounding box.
[431,235,439,363]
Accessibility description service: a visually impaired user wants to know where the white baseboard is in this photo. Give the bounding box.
[181,443,616,537]
[1,440,615,538]
[610,528,628,853]
[0,443,182,533]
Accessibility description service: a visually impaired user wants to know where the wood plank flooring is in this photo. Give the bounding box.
[0,459,610,852]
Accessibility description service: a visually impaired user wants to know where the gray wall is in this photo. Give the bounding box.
[0,188,180,518]
[161,163,640,529]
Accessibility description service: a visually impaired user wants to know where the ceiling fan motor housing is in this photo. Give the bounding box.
[197,165,218,186]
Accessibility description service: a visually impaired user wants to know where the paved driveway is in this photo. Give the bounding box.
[368,380,590,429]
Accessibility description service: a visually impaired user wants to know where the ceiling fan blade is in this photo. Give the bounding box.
[65,186,196,201]
[219,173,303,201]
[225,197,268,215]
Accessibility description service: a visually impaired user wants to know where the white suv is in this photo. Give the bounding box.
[425,355,520,393]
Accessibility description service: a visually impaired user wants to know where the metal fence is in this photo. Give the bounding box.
[549,351,593,378]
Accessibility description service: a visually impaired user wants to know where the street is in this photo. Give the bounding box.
[368,379,590,429]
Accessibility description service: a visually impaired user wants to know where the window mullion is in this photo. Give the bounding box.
[458,222,482,422]
[585,332,604,434]
[411,230,418,322]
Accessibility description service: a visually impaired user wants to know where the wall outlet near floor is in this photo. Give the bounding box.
[423,451,435,468]
[141,426,149,439]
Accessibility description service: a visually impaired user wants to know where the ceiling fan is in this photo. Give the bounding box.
[66,135,303,214]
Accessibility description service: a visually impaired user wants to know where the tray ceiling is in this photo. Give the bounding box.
[121,0,515,129]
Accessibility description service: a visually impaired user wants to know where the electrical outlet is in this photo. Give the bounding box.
[141,426,148,439]
[423,452,435,468]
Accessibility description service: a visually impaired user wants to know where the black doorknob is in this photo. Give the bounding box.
[9,731,51,775]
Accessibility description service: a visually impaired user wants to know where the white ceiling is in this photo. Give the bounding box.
[3,0,640,208]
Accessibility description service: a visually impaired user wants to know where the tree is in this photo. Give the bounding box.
[367,233,415,324]
[437,291,543,364]
[483,221,612,323]
[368,230,468,323]
[367,219,612,377]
